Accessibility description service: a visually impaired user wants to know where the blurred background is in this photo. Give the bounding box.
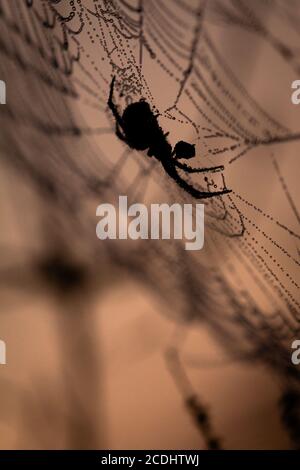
[0,0,300,449]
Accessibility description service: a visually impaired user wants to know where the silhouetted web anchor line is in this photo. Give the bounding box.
[138,0,144,69]
[230,131,300,164]
[165,1,207,114]
[271,154,300,225]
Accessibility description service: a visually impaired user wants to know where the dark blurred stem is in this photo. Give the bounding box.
[56,293,103,449]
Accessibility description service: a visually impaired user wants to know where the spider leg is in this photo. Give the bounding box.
[115,122,127,142]
[108,76,115,107]
[174,160,224,174]
[108,76,124,129]
[161,160,231,199]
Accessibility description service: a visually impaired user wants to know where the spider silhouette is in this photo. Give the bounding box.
[108,76,231,199]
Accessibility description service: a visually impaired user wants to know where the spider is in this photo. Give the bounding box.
[108,76,231,199]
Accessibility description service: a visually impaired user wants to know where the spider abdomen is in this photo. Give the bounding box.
[121,100,163,152]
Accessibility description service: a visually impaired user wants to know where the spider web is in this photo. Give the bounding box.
[0,0,300,448]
